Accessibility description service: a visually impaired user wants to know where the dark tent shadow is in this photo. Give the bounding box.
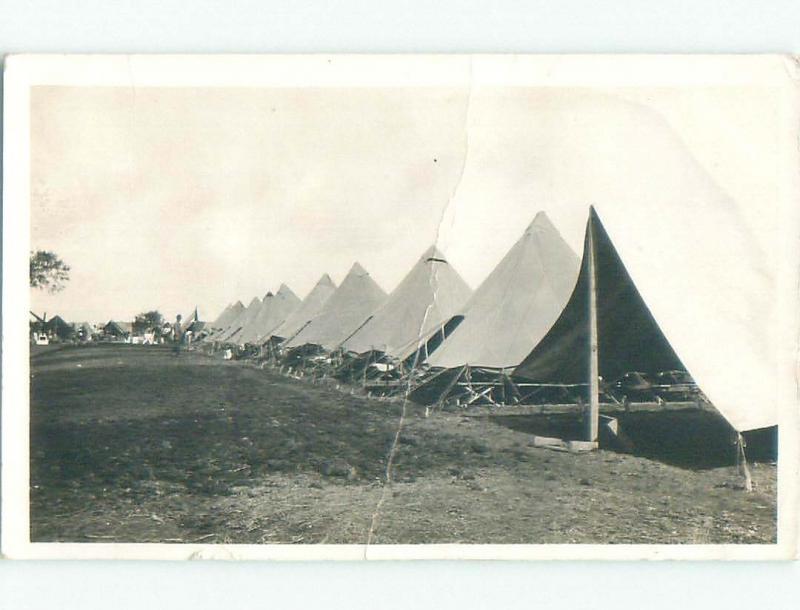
[486,411,777,470]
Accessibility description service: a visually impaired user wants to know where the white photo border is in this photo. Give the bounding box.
[3,54,799,560]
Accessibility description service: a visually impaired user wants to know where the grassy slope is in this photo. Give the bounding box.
[29,345,776,544]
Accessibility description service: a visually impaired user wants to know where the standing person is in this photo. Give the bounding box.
[173,314,183,356]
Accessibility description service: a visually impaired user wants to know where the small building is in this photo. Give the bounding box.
[103,320,132,341]
[45,315,75,341]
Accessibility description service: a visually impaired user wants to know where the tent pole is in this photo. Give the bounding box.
[587,218,600,443]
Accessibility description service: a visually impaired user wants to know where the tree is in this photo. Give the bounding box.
[30,250,70,292]
[133,310,164,334]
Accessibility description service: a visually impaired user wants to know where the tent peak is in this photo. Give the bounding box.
[348,261,369,276]
[525,210,557,234]
[285,261,386,350]
[425,209,579,369]
[276,283,299,300]
[316,273,336,288]
[420,244,448,264]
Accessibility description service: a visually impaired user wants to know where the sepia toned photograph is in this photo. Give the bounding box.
[3,55,798,560]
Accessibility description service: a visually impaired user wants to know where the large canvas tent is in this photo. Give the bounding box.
[211,301,243,330]
[341,245,472,359]
[270,274,337,343]
[180,307,200,332]
[219,296,262,343]
[513,207,777,435]
[236,292,273,343]
[209,303,232,329]
[178,307,206,339]
[222,301,245,328]
[206,300,245,340]
[478,91,790,433]
[238,284,301,344]
[425,212,579,370]
[284,262,386,351]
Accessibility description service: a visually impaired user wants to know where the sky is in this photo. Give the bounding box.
[29,82,784,325]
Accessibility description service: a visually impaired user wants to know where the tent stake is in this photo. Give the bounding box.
[587,217,600,443]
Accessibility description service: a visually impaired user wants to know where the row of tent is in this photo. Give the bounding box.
[202,207,778,442]
[207,211,576,370]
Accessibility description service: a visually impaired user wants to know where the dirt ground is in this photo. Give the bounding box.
[29,344,776,544]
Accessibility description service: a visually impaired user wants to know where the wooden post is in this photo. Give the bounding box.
[736,433,753,492]
[587,220,600,442]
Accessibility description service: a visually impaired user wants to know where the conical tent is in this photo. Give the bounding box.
[220,296,262,343]
[425,212,579,369]
[205,301,245,340]
[479,92,790,433]
[270,274,337,342]
[230,293,273,343]
[209,303,232,329]
[513,208,775,434]
[234,292,272,343]
[219,301,244,329]
[285,263,387,351]
[341,246,472,359]
[219,301,246,328]
[239,284,301,344]
[180,307,200,333]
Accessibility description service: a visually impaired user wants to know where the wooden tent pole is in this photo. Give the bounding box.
[587,218,600,442]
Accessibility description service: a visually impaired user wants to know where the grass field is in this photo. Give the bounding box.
[29,345,776,544]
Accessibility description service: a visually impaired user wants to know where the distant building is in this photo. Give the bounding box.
[29,313,78,343]
[44,315,75,341]
[102,320,132,340]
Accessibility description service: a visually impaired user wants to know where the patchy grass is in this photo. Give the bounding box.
[30,345,776,544]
